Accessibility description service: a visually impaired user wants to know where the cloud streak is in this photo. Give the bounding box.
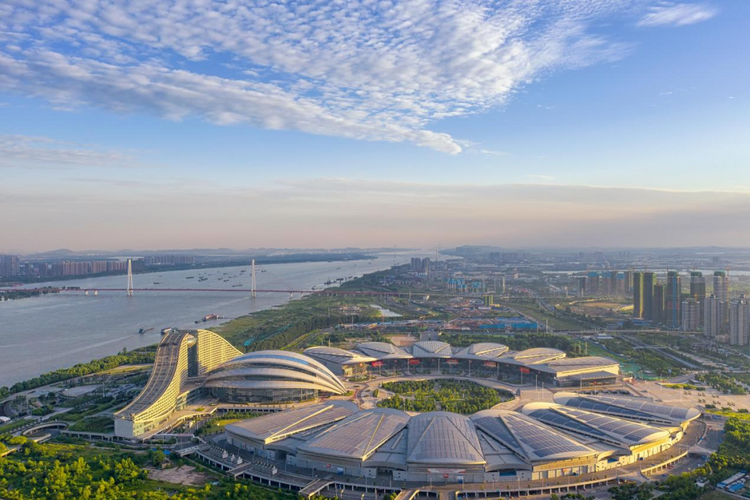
[637,3,718,27]
[0,135,140,169]
[0,0,640,153]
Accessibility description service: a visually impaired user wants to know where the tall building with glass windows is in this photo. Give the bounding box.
[704,294,722,337]
[633,272,644,319]
[681,299,700,332]
[730,295,749,346]
[690,271,706,326]
[653,283,665,324]
[643,272,656,321]
[666,271,682,329]
[714,270,730,330]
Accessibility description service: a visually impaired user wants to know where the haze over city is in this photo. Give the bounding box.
[4,2,750,499]
[2,1,750,251]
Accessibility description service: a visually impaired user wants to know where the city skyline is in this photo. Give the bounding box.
[2,1,750,250]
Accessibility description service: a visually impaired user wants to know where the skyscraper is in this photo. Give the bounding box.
[653,283,665,324]
[643,272,656,321]
[633,272,644,319]
[713,271,729,302]
[665,271,682,329]
[0,255,20,277]
[586,271,600,296]
[704,294,722,337]
[714,270,729,329]
[681,299,700,332]
[577,276,587,297]
[729,295,749,346]
[690,271,706,326]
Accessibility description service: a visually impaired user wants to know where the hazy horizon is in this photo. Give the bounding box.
[2,1,749,250]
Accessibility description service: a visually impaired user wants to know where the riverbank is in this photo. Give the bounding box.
[0,263,415,399]
[0,286,62,301]
[0,255,420,387]
[0,252,375,286]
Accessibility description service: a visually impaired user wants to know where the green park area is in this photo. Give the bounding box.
[195,412,257,436]
[0,436,300,500]
[377,379,513,414]
[213,292,413,351]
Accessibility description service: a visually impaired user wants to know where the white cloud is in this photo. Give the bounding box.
[0,1,638,153]
[0,135,140,169]
[637,3,718,27]
[479,149,507,157]
[529,174,556,180]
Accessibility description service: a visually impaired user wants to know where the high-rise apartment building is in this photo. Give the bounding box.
[704,294,722,337]
[585,271,600,296]
[665,271,682,329]
[713,271,729,302]
[633,272,644,319]
[653,283,665,324]
[730,295,749,346]
[576,276,587,297]
[681,299,700,332]
[0,255,21,277]
[714,270,730,330]
[615,272,628,295]
[689,271,706,326]
[643,272,656,321]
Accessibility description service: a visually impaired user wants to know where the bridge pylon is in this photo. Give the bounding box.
[126,259,134,297]
[251,259,256,298]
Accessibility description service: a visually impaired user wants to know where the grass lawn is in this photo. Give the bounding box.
[213,293,392,348]
[706,409,750,420]
[0,418,32,434]
[663,383,702,390]
[198,418,245,435]
[502,301,584,331]
[68,416,115,433]
[700,490,740,500]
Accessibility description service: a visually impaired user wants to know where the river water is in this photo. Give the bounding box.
[0,254,419,387]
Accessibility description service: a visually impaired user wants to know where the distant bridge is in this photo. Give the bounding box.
[4,287,490,298]
[0,286,573,300]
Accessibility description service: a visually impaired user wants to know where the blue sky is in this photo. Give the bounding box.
[1,1,749,251]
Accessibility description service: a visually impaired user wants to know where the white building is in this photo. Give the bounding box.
[704,294,722,337]
[729,296,749,346]
[681,299,700,332]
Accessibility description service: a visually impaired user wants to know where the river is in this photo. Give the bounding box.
[0,253,420,387]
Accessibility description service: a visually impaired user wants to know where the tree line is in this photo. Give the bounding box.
[0,349,155,401]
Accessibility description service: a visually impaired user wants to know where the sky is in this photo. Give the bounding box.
[1,0,749,252]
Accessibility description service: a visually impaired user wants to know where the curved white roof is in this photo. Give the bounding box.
[304,346,377,366]
[411,341,453,358]
[454,342,509,360]
[501,348,566,365]
[532,356,618,375]
[407,412,485,465]
[226,401,358,443]
[207,350,347,395]
[520,402,671,448]
[355,342,412,360]
[472,409,596,462]
[554,392,701,425]
[299,408,409,461]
